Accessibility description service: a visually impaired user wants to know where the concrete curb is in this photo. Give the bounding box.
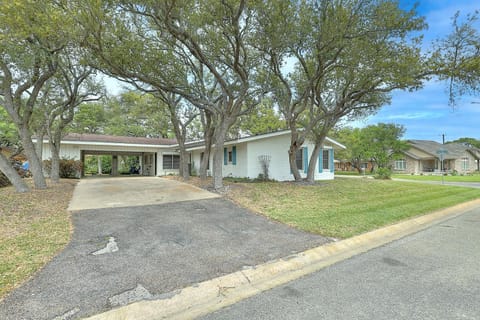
[84,199,480,320]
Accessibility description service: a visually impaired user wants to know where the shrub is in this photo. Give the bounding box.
[374,167,392,180]
[0,171,11,187]
[44,158,83,178]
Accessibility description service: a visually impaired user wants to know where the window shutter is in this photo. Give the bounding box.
[318,149,323,173]
[303,147,308,173]
[224,147,228,165]
[329,149,334,172]
[232,146,237,165]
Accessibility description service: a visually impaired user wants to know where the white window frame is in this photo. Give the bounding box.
[394,159,406,171]
[461,157,469,171]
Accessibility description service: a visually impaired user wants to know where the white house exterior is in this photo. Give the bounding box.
[187,130,346,181]
[40,131,345,181]
[39,133,179,177]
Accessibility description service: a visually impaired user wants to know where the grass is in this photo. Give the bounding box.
[0,179,76,300]
[226,177,480,239]
[392,173,480,182]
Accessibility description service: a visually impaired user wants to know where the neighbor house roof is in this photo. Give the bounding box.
[184,129,347,151]
[62,133,177,145]
[407,140,479,160]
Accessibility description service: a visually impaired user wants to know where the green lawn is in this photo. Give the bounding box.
[392,173,480,182]
[227,177,480,239]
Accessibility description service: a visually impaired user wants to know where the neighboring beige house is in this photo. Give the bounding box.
[392,140,480,174]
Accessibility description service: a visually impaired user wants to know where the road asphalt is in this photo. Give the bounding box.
[201,205,480,320]
[0,178,329,320]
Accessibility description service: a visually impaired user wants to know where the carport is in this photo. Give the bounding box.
[80,150,156,177]
[38,133,181,178]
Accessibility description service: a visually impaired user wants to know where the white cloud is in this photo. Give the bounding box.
[384,111,443,120]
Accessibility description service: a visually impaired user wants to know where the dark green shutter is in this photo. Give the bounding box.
[232,146,237,165]
[224,147,227,165]
[330,149,334,172]
[318,149,323,173]
[303,147,308,173]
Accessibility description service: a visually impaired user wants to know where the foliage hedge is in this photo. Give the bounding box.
[0,171,11,187]
[43,158,82,178]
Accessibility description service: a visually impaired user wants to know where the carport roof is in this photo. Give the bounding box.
[62,133,177,146]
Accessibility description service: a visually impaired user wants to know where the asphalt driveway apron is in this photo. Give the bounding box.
[0,177,329,320]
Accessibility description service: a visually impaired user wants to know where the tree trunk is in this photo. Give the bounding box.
[48,129,64,183]
[49,142,61,183]
[306,143,322,183]
[0,151,29,192]
[288,146,301,181]
[178,140,190,180]
[199,137,212,180]
[211,118,231,190]
[19,125,47,189]
[35,127,45,160]
[199,111,214,180]
[288,129,304,181]
[165,98,191,181]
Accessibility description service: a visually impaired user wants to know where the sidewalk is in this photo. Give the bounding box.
[392,178,480,188]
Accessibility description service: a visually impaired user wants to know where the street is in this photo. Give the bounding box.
[201,207,480,320]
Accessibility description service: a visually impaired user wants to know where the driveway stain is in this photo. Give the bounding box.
[382,257,407,267]
[92,237,119,255]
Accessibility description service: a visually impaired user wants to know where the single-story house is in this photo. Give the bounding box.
[187,130,346,181]
[38,130,346,181]
[392,140,480,174]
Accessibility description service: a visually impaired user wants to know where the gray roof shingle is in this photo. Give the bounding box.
[408,140,479,159]
[62,133,177,146]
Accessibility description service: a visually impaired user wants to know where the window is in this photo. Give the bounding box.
[461,157,469,171]
[323,150,330,170]
[295,148,303,170]
[163,154,180,169]
[228,151,233,162]
[394,159,406,171]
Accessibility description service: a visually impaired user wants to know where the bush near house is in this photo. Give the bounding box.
[0,171,10,187]
[43,158,83,178]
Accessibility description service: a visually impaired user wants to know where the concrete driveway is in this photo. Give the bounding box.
[0,177,329,320]
[68,176,220,210]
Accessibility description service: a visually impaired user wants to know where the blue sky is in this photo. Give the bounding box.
[358,0,480,142]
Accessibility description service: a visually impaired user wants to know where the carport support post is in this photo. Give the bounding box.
[97,156,102,175]
[112,155,118,176]
[80,151,85,177]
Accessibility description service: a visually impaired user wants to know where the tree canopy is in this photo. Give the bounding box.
[333,123,409,175]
